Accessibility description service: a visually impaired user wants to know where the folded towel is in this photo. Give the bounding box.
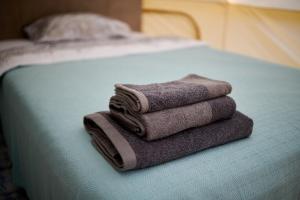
[84,111,253,171]
[113,74,232,113]
[110,96,236,140]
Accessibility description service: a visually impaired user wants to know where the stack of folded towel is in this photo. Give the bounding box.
[84,74,253,171]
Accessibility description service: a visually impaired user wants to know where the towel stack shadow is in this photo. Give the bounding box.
[84,74,253,171]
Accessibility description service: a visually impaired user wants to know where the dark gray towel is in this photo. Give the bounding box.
[110,96,236,141]
[113,74,232,113]
[84,111,253,171]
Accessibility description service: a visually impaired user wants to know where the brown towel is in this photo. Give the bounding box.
[110,96,236,141]
[84,111,253,171]
[113,74,232,113]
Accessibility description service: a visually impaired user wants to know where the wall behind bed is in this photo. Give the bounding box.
[0,0,141,40]
[143,0,300,68]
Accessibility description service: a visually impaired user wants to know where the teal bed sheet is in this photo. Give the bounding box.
[1,46,300,200]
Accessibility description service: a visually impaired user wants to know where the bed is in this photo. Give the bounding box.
[1,1,300,200]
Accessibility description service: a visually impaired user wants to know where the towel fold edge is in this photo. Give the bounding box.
[84,113,137,171]
[115,83,149,113]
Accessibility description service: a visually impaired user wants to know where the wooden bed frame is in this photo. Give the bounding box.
[0,0,141,40]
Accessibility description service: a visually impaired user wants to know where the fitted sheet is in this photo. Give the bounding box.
[1,45,300,200]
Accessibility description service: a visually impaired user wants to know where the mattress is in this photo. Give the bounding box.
[1,44,300,200]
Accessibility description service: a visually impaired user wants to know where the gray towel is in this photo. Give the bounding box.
[84,111,253,171]
[113,74,232,113]
[110,96,236,141]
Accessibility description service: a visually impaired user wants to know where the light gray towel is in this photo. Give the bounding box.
[110,96,236,141]
[113,74,232,113]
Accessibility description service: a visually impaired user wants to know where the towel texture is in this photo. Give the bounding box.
[84,111,253,171]
[113,74,232,113]
[110,96,236,140]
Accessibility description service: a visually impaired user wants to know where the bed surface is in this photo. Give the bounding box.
[1,45,300,200]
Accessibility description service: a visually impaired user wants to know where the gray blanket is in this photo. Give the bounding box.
[84,111,253,171]
[110,96,236,140]
[113,74,232,113]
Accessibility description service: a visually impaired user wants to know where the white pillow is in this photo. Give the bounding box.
[24,13,131,42]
